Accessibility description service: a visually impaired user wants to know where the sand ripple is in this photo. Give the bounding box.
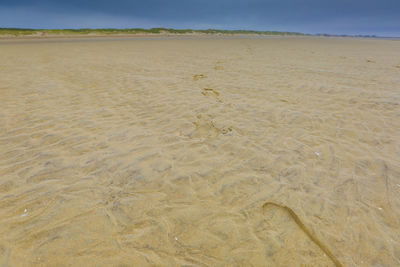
[0,37,400,266]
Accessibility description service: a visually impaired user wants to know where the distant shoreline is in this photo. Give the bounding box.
[1,35,398,43]
[0,28,397,40]
[0,34,310,42]
[0,28,306,39]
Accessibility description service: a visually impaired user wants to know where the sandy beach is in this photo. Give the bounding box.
[0,37,399,266]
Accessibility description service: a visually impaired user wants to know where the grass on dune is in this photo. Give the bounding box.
[0,28,306,36]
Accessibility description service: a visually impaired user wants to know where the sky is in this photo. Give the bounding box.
[1,0,400,36]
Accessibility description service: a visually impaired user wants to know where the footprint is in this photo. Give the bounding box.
[193,74,207,81]
[201,88,222,102]
[190,114,232,138]
[246,45,254,55]
[214,61,224,70]
[202,88,220,97]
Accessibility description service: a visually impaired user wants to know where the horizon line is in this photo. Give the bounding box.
[1,27,399,38]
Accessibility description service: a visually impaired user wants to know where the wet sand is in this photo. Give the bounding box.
[0,37,399,266]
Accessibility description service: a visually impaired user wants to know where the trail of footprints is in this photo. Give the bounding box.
[191,60,342,266]
[191,63,230,138]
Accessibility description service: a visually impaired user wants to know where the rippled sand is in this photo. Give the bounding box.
[0,37,399,266]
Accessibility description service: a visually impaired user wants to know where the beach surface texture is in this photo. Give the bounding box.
[0,37,399,266]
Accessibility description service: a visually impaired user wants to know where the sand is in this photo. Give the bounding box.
[0,37,399,266]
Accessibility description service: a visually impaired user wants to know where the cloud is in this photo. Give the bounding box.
[0,6,160,29]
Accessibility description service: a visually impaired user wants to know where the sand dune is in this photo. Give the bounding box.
[0,37,399,266]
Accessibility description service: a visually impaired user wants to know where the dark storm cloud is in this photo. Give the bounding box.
[1,0,399,36]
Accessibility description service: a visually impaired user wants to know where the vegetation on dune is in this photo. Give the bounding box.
[0,27,306,36]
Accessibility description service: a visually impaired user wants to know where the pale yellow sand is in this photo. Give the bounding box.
[0,37,400,266]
